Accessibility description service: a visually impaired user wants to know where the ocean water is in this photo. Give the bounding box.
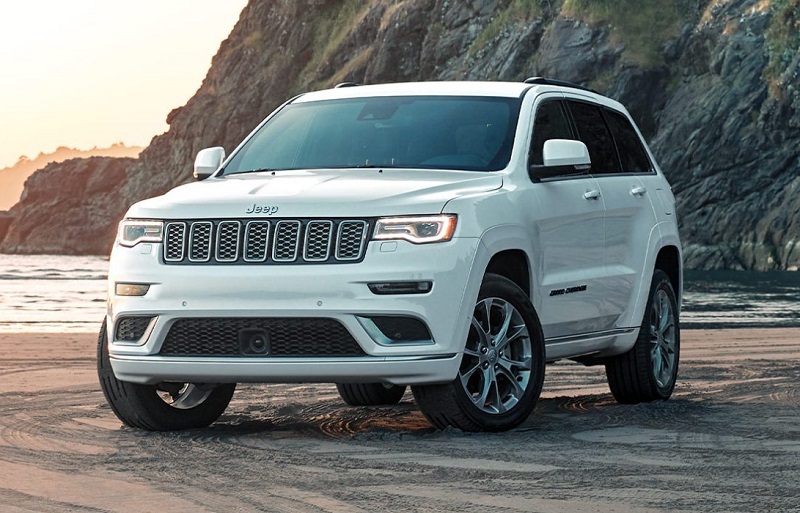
[0,254,108,333]
[0,255,798,333]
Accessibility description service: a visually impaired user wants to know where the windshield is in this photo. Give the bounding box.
[223,96,521,174]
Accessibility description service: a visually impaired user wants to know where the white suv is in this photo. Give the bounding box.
[98,79,681,432]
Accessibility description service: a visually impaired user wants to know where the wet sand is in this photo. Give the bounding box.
[1,328,798,512]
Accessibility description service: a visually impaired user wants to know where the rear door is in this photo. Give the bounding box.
[565,98,659,329]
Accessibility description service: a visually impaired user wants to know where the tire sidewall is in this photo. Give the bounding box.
[452,274,546,431]
[97,319,235,430]
[645,271,680,399]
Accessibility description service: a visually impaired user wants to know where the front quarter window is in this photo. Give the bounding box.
[223,96,520,174]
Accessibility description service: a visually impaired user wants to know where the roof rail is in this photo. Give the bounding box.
[523,76,599,94]
[334,82,361,88]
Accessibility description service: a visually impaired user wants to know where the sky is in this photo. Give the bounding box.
[0,1,248,169]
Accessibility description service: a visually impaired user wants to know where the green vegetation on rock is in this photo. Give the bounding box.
[561,0,687,67]
[469,0,544,57]
[764,0,800,99]
[300,0,368,86]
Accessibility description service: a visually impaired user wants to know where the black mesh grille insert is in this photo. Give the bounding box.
[159,318,366,357]
[215,221,241,262]
[273,221,301,261]
[336,221,367,260]
[304,221,333,261]
[164,223,186,261]
[189,222,212,261]
[244,221,270,262]
[115,316,154,341]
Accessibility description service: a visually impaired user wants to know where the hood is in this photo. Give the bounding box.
[126,169,503,219]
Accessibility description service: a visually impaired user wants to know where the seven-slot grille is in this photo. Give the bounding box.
[163,219,369,264]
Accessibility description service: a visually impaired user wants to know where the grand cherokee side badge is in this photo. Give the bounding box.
[245,204,279,215]
[549,285,587,297]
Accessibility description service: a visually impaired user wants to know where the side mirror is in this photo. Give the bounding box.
[193,147,225,181]
[532,139,591,181]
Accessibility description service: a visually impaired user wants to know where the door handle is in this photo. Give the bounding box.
[630,186,647,196]
[583,190,601,200]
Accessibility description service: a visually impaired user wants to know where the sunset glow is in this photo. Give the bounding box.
[0,1,247,169]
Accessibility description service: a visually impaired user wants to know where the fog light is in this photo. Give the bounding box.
[368,281,432,295]
[357,316,434,346]
[115,283,151,296]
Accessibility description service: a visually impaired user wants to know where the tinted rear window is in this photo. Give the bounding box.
[605,109,652,173]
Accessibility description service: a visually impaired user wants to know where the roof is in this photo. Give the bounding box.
[293,81,534,102]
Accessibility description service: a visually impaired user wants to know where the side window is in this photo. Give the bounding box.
[605,109,652,173]
[528,100,573,167]
[567,101,621,174]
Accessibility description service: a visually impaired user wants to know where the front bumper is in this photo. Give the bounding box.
[109,354,461,385]
[107,236,482,385]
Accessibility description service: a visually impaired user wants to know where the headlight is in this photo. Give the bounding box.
[117,220,163,247]
[373,215,457,244]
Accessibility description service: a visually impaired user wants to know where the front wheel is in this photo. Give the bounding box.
[412,274,546,432]
[605,269,680,403]
[97,320,235,431]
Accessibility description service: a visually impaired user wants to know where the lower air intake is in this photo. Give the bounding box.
[159,318,366,357]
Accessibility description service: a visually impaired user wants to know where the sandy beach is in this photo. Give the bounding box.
[1,328,798,512]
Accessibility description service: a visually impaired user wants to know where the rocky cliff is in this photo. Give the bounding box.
[0,157,134,254]
[2,0,799,270]
[0,143,143,210]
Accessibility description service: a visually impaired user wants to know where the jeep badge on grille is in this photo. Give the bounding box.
[245,204,279,215]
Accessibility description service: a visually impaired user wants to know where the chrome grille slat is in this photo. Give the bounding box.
[215,221,241,262]
[164,222,186,262]
[188,222,213,262]
[304,221,333,261]
[163,219,368,264]
[273,221,301,262]
[336,220,367,260]
[244,221,270,262]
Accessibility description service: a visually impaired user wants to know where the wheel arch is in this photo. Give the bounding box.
[474,224,537,300]
[655,245,682,307]
[485,249,531,297]
[448,225,537,359]
[655,245,683,308]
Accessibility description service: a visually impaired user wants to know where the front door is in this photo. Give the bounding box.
[522,97,608,340]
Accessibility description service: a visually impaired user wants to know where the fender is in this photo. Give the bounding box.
[617,221,683,331]
[445,223,538,360]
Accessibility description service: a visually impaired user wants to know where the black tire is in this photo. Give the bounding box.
[605,269,680,403]
[97,319,236,431]
[336,383,407,406]
[412,273,546,432]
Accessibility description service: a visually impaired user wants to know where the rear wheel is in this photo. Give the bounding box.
[336,383,407,406]
[605,269,680,403]
[97,320,235,430]
[412,274,545,432]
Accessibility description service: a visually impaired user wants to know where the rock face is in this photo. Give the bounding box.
[3,0,799,270]
[0,157,133,255]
